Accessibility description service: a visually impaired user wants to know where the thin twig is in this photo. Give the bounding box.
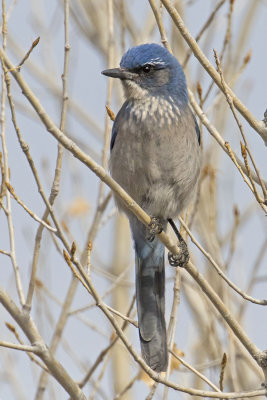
[6,182,57,232]
[169,350,221,392]
[0,248,10,256]
[101,0,114,200]
[105,304,138,328]
[5,322,49,372]
[0,340,40,352]
[163,268,181,399]
[77,294,136,390]
[0,150,5,204]
[0,0,25,306]
[203,0,234,103]
[179,217,267,305]
[88,353,111,400]
[148,0,171,52]
[12,37,40,71]
[114,372,139,399]
[188,90,267,189]
[182,0,227,68]
[214,49,267,203]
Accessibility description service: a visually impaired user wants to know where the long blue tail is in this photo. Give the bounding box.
[130,218,168,372]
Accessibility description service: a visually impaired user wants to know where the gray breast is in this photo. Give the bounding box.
[110,96,201,219]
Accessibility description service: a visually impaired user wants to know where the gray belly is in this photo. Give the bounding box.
[110,104,201,220]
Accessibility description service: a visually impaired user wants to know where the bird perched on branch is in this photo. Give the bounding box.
[102,43,201,372]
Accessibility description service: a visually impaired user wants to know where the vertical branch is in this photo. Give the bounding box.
[104,8,132,397]
[163,269,181,400]
[119,0,126,54]
[202,0,235,103]
[34,2,73,398]
[101,0,114,193]
[220,0,234,61]
[60,0,70,134]
[0,0,25,305]
[83,0,115,249]
[111,214,132,399]
[25,0,71,311]
[148,0,171,52]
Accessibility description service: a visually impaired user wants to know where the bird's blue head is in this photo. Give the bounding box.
[102,43,188,103]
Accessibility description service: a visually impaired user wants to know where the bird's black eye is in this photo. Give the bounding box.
[142,64,152,73]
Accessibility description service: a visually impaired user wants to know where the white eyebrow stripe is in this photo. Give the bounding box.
[150,61,165,65]
[138,57,166,67]
[148,57,165,65]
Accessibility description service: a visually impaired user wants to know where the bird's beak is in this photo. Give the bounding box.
[101,68,136,80]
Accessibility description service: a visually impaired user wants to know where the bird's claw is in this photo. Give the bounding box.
[146,216,163,242]
[168,238,189,268]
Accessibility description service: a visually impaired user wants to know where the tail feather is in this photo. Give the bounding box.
[131,218,168,372]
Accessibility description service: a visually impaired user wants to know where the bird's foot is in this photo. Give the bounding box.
[168,237,189,267]
[146,216,163,242]
[167,219,189,267]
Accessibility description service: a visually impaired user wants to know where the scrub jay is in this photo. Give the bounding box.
[102,43,201,372]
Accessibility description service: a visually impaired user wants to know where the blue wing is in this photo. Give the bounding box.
[110,101,130,151]
[194,115,201,145]
[110,125,117,151]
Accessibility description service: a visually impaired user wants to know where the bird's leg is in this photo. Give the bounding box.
[146,216,163,242]
[167,218,189,268]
